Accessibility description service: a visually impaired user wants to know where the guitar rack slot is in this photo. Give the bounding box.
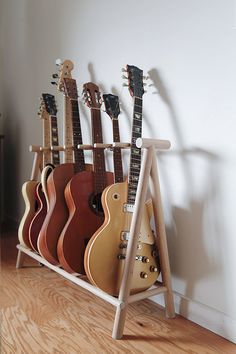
[16,137,175,340]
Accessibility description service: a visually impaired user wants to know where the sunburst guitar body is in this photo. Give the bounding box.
[84,181,159,296]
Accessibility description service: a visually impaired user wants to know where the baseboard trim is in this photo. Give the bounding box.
[150,291,236,344]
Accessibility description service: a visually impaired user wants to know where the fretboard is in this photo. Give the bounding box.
[64,96,73,163]
[43,116,51,167]
[127,96,143,205]
[91,108,107,193]
[50,115,60,166]
[112,118,123,183]
[71,99,85,173]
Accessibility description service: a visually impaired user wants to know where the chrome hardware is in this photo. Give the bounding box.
[150,266,158,272]
[122,83,129,87]
[135,255,143,261]
[119,243,127,249]
[121,231,130,241]
[117,254,126,260]
[123,203,135,213]
[140,272,148,279]
[121,68,127,72]
[52,73,59,78]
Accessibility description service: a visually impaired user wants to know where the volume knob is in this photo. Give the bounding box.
[140,272,148,279]
[150,266,158,272]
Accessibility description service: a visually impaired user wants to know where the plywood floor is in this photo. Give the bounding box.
[1,228,235,354]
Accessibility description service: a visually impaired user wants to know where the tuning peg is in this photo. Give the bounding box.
[122,75,128,79]
[51,81,57,85]
[122,83,129,87]
[55,58,62,66]
[143,75,149,80]
[52,73,59,79]
[121,67,127,72]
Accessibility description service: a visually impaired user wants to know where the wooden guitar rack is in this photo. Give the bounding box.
[16,137,175,340]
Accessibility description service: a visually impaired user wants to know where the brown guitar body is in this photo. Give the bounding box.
[37,163,76,264]
[57,170,114,274]
[84,181,159,296]
[18,180,40,248]
[28,183,47,252]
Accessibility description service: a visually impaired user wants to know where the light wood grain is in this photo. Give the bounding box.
[1,229,236,353]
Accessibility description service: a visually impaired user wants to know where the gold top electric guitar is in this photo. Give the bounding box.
[84,65,160,296]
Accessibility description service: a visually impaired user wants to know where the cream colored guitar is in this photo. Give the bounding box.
[84,65,160,296]
[18,97,51,248]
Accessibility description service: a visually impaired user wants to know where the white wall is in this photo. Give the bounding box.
[2,0,236,343]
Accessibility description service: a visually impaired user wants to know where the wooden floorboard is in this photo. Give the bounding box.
[1,228,236,353]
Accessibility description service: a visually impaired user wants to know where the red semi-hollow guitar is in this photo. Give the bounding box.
[57,83,114,274]
[18,95,53,248]
[29,94,60,252]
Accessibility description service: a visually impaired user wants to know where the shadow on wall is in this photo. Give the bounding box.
[148,68,224,320]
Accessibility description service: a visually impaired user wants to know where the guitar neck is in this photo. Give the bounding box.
[71,99,85,173]
[50,115,60,166]
[127,96,143,205]
[42,116,51,167]
[112,118,123,183]
[91,108,107,193]
[64,96,73,163]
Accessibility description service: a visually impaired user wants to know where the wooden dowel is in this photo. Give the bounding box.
[51,146,65,151]
[16,249,25,268]
[16,245,123,309]
[30,152,42,180]
[77,144,93,150]
[112,142,130,148]
[40,147,51,152]
[136,138,171,150]
[128,285,167,303]
[94,143,112,149]
[29,145,41,152]
[112,147,153,340]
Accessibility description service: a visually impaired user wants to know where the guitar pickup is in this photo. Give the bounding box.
[123,204,135,213]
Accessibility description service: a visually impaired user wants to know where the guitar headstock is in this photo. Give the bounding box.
[123,65,144,98]
[63,78,78,100]
[51,59,74,92]
[38,94,57,119]
[103,94,120,119]
[83,82,102,109]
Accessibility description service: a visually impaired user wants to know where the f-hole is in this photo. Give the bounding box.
[89,192,104,216]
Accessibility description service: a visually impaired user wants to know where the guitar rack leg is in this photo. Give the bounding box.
[16,249,25,268]
[112,148,153,339]
[150,148,175,318]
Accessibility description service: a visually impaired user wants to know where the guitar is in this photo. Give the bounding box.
[29,94,60,252]
[57,83,114,274]
[37,60,90,264]
[18,95,52,248]
[103,94,123,183]
[84,65,159,296]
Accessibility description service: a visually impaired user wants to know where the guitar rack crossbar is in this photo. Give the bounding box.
[16,137,175,340]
